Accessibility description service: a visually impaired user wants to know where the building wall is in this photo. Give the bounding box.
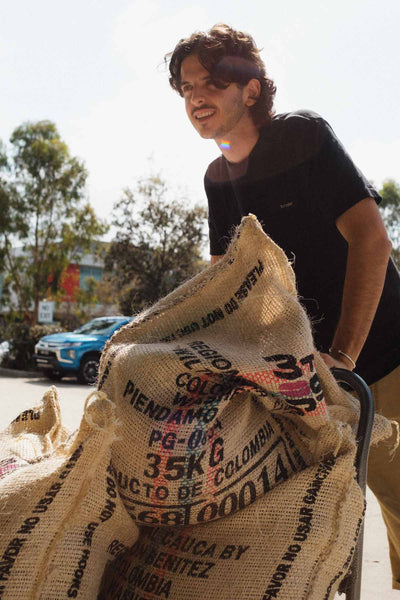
[80,265,103,290]
[0,257,104,304]
[59,264,80,301]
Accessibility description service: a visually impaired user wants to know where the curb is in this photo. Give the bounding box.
[0,367,42,379]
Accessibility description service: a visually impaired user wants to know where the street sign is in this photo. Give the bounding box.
[38,301,55,324]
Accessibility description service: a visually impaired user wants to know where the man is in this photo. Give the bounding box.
[167,23,400,588]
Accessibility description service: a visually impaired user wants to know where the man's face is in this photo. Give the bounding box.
[180,54,253,141]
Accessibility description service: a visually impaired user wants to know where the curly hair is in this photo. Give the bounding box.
[166,24,276,127]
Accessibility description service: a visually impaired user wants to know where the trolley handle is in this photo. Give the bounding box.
[331,368,374,492]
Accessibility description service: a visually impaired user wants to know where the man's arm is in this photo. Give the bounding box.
[321,197,392,370]
[210,200,391,372]
[210,255,223,266]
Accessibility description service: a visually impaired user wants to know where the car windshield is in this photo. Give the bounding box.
[73,318,124,336]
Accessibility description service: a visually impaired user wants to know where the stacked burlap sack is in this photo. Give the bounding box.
[0,215,394,599]
[96,215,394,600]
[0,389,139,599]
[0,387,72,482]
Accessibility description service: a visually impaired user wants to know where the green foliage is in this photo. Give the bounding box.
[0,120,108,323]
[105,174,207,314]
[0,140,25,266]
[54,310,81,332]
[53,272,117,329]
[2,322,64,370]
[379,179,400,269]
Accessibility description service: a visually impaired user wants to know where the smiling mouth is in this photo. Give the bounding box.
[193,109,216,121]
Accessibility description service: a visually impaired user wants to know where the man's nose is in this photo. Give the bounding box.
[190,86,205,106]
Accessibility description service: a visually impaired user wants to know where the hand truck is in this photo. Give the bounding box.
[331,368,375,600]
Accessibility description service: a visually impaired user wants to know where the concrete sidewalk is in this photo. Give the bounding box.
[342,487,398,599]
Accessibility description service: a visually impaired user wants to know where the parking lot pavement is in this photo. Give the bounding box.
[360,488,400,599]
[1,375,397,598]
[0,374,88,432]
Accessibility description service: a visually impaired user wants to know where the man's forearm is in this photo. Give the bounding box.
[330,235,392,367]
[210,255,223,266]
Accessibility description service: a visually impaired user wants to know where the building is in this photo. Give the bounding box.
[0,246,117,323]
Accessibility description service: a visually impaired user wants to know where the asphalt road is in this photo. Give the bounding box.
[0,374,397,598]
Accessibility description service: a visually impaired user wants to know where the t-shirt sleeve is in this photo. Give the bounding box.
[309,116,381,222]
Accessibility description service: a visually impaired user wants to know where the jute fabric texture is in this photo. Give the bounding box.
[0,389,139,599]
[0,387,69,480]
[96,215,393,600]
[0,216,393,600]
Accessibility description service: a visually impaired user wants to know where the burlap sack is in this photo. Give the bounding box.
[0,387,69,481]
[96,215,392,600]
[0,391,139,599]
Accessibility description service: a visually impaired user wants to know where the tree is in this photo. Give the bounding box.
[66,275,119,326]
[0,121,108,323]
[379,179,400,269]
[0,140,24,269]
[105,174,207,314]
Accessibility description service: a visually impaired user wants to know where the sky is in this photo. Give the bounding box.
[1,0,399,238]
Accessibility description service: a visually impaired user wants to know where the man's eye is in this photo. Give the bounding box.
[181,85,192,94]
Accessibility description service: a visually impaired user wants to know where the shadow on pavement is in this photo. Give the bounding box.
[24,377,91,390]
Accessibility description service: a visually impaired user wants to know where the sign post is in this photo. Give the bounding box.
[38,301,55,324]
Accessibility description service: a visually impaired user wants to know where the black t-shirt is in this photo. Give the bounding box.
[205,110,400,385]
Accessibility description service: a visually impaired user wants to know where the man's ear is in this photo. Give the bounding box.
[245,78,261,107]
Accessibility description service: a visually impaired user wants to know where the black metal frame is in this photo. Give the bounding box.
[331,368,375,600]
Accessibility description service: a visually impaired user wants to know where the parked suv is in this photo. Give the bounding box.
[34,316,132,384]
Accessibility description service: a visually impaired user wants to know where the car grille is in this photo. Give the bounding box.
[36,350,57,358]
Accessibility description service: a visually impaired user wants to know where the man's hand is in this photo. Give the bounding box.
[320,352,354,371]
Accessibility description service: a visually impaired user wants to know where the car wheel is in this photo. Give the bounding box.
[78,354,100,385]
[46,369,63,381]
